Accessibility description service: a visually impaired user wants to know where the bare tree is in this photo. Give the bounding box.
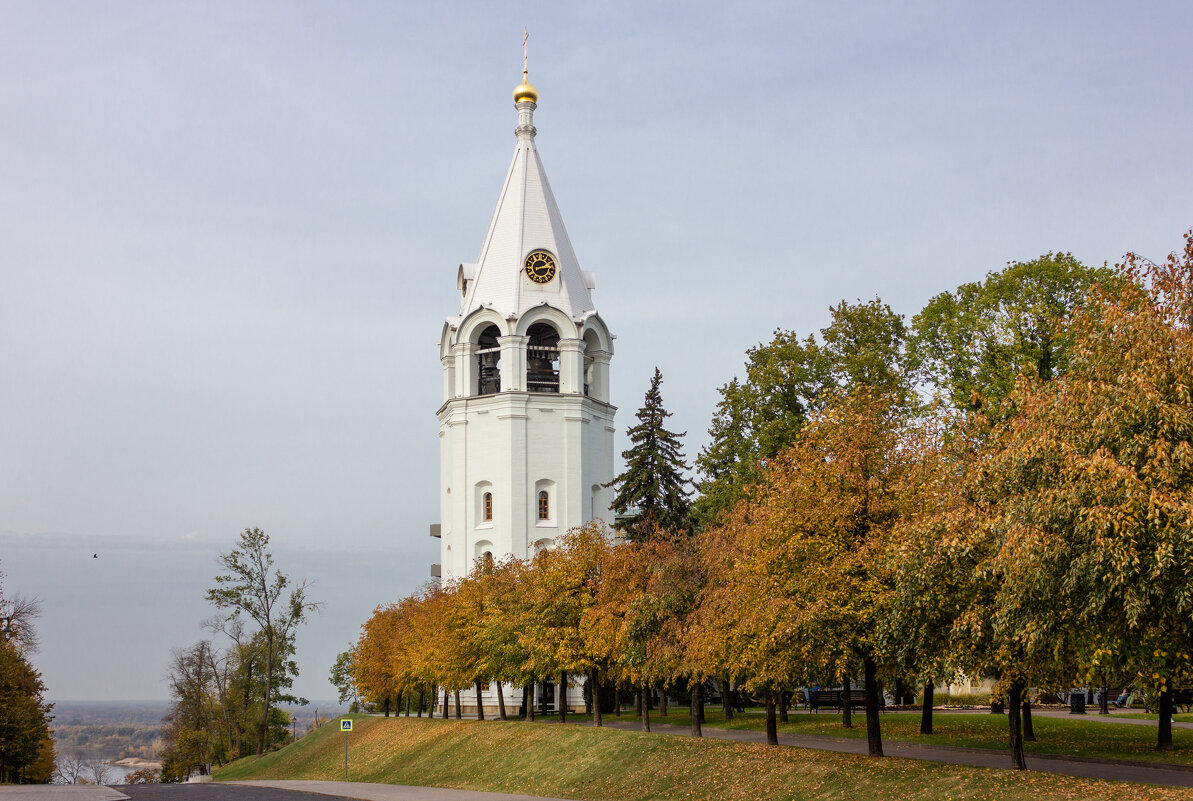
[54,753,86,785]
[82,756,111,785]
[0,593,42,653]
[201,616,242,757]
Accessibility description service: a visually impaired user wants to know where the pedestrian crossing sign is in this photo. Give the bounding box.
[341,719,353,732]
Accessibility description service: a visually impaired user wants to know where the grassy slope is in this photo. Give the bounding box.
[215,715,1193,801]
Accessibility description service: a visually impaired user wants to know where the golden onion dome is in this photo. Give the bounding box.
[513,71,538,103]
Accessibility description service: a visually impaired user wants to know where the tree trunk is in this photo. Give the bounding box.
[778,690,789,723]
[660,684,668,716]
[454,689,462,720]
[521,683,529,720]
[1007,680,1027,770]
[497,681,506,720]
[642,682,651,732]
[698,680,706,724]
[615,685,621,716]
[1022,699,1036,741]
[722,675,734,720]
[592,670,603,727]
[842,676,853,728]
[690,680,702,737]
[558,671,568,723]
[863,656,883,757]
[1158,685,1174,751]
[259,632,274,756]
[238,659,253,758]
[920,682,933,735]
[765,688,778,745]
[636,687,644,717]
[476,680,486,721]
[383,695,390,717]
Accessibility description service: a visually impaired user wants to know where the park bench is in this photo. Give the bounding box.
[809,689,885,714]
[1103,688,1130,708]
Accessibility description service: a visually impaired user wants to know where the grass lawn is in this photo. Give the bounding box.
[214,715,1193,801]
[523,706,1193,765]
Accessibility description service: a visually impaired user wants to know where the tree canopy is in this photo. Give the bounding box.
[339,226,1193,773]
[695,298,910,525]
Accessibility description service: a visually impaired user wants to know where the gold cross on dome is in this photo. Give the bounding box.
[523,29,529,76]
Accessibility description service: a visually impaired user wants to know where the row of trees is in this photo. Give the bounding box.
[0,564,55,784]
[347,522,700,727]
[349,230,1193,771]
[159,528,319,780]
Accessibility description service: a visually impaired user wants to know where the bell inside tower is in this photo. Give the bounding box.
[526,322,560,393]
[476,324,501,395]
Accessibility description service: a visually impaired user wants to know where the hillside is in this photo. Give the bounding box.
[213,715,1191,801]
[51,701,169,760]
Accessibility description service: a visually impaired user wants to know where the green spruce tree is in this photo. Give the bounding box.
[607,368,692,540]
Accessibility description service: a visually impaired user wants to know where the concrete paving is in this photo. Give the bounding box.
[596,719,1193,787]
[0,789,129,801]
[1026,708,1193,729]
[227,782,574,801]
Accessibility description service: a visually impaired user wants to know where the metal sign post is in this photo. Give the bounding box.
[340,718,354,780]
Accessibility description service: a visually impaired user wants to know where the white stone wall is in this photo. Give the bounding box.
[456,680,589,717]
[438,391,615,581]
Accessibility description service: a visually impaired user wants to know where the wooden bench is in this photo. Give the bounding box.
[808,689,885,713]
[1103,688,1130,708]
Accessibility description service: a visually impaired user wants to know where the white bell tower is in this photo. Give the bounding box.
[433,63,616,583]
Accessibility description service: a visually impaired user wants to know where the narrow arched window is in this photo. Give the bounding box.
[537,490,550,521]
[483,492,493,522]
[483,551,494,567]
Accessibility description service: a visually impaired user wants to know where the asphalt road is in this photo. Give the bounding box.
[122,787,356,801]
[123,784,573,801]
[0,784,570,801]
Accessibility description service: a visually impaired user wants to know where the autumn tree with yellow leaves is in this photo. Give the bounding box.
[973,232,1193,755]
[697,389,915,756]
[340,226,1193,774]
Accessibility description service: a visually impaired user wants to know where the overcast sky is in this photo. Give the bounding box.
[2,1,1191,702]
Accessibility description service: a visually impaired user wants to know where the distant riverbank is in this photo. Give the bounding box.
[49,698,346,783]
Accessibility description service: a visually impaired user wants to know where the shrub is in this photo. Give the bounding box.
[123,768,160,784]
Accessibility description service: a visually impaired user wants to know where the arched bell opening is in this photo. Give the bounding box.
[582,329,602,399]
[526,322,560,393]
[476,324,502,395]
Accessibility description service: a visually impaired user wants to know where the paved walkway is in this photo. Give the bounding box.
[594,720,1193,787]
[1026,708,1193,729]
[0,789,129,801]
[228,782,574,801]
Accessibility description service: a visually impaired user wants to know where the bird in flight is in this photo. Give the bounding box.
[93,554,98,559]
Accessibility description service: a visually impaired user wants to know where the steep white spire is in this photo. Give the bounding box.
[453,71,597,326]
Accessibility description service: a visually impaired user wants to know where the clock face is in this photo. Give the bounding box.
[523,250,557,284]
